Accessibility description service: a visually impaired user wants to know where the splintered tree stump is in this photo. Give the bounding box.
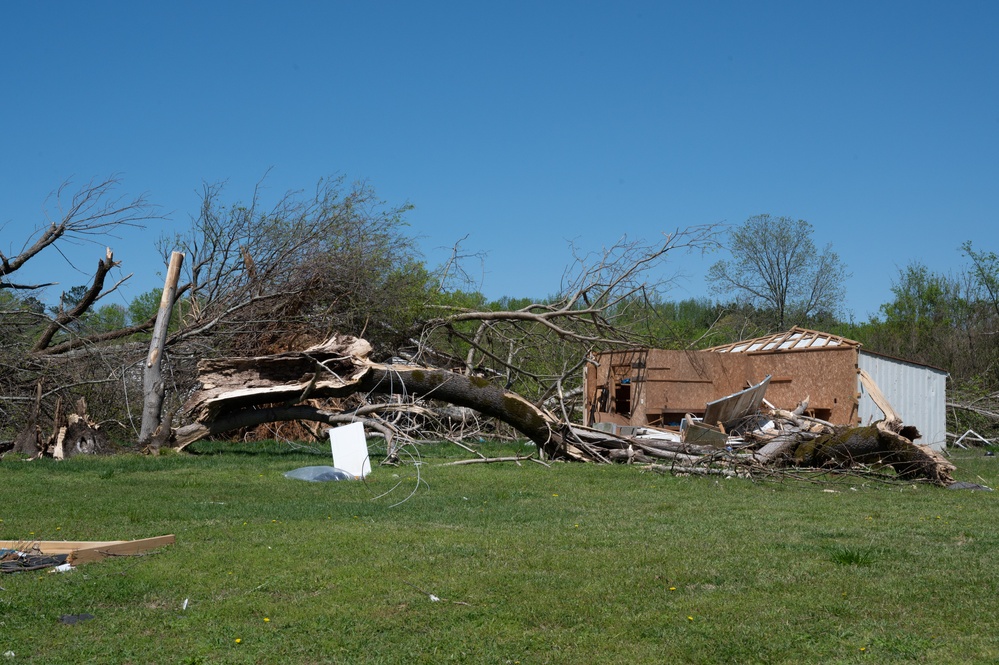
[11,424,43,458]
[56,414,113,458]
[10,382,44,457]
[53,399,115,459]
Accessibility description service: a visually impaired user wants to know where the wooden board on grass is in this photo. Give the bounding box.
[0,535,175,565]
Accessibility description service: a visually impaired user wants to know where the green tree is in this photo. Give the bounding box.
[87,303,127,334]
[962,241,999,322]
[876,262,964,364]
[707,215,849,330]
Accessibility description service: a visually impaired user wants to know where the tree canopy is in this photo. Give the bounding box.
[707,214,849,330]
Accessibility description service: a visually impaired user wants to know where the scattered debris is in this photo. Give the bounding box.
[59,613,94,625]
[951,429,993,449]
[283,466,354,482]
[328,422,371,478]
[568,373,956,485]
[947,481,993,491]
[1,550,69,574]
[402,580,469,605]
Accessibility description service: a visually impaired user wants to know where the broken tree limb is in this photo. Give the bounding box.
[859,369,901,423]
[441,455,541,467]
[947,400,999,421]
[752,435,801,464]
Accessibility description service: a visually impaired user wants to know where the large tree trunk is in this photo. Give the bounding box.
[792,420,955,484]
[174,335,573,458]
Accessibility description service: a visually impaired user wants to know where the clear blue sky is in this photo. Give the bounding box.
[2,1,997,322]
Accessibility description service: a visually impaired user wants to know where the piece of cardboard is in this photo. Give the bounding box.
[329,422,370,478]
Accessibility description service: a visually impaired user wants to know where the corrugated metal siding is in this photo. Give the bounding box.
[858,351,948,450]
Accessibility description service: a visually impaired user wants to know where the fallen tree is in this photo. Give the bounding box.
[175,335,571,459]
[173,334,956,485]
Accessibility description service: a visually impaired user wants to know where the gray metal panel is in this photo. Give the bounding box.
[703,375,771,429]
[858,351,948,450]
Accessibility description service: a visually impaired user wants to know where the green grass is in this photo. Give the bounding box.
[0,441,997,664]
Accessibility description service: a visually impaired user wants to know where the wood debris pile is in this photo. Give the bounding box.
[568,403,955,486]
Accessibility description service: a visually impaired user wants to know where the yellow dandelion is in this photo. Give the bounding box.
[669,587,676,591]
[263,617,270,623]
[235,638,242,644]
[687,616,694,621]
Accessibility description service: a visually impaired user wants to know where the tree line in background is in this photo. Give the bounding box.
[2,177,997,450]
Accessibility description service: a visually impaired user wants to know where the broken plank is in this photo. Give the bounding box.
[0,535,175,565]
[70,535,176,565]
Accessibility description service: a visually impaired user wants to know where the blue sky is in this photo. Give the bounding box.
[2,1,997,322]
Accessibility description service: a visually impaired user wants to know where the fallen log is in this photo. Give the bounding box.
[792,421,955,485]
[175,335,572,459]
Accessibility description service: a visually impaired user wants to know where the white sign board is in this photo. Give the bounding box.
[329,422,371,478]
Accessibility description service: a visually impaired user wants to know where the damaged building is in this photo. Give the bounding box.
[584,327,949,450]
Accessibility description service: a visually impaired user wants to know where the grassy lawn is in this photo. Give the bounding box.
[1,440,997,664]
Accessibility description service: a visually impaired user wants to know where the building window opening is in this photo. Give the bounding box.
[614,380,631,416]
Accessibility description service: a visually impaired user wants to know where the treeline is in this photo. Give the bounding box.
[1,177,997,445]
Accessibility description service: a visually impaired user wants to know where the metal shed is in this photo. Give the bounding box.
[584,327,948,450]
[857,351,948,450]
